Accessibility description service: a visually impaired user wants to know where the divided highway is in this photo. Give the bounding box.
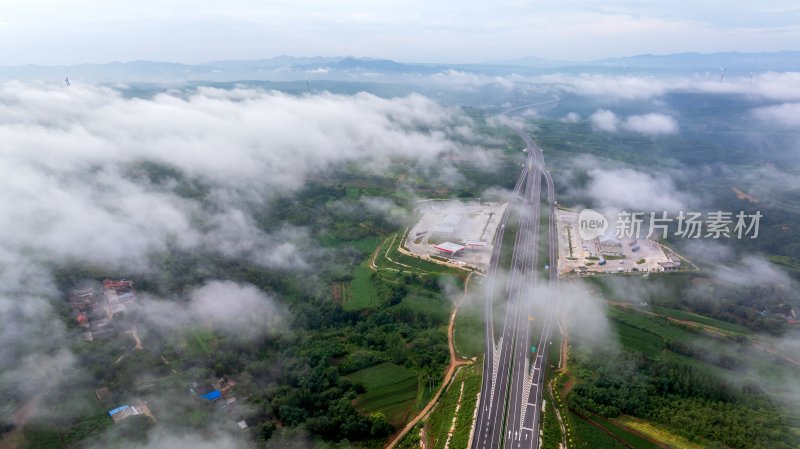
[470,116,559,449]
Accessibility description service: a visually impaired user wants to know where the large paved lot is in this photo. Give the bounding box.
[405,200,507,271]
[556,208,676,276]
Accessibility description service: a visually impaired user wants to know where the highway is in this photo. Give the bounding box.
[503,131,543,449]
[470,111,559,449]
[472,162,530,449]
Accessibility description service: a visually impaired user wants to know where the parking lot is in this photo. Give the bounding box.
[556,208,676,276]
[405,200,507,271]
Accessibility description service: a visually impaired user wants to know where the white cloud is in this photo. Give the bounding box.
[557,281,614,347]
[0,83,474,412]
[139,281,288,341]
[560,112,580,123]
[538,73,670,101]
[752,102,800,128]
[0,83,469,271]
[429,70,517,91]
[590,109,678,135]
[442,71,800,104]
[712,255,794,289]
[585,167,691,212]
[590,109,620,132]
[622,113,679,135]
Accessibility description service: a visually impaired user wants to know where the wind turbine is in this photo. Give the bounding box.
[748,59,758,85]
[64,77,71,87]
[719,66,727,83]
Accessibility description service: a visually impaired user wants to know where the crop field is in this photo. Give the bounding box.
[567,411,628,449]
[611,314,667,357]
[346,264,382,310]
[608,305,743,373]
[540,395,562,449]
[649,306,751,335]
[424,363,482,449]
[346,362,419,426]
[331,281,352,303]
[388,294,450,326]
[187,327,216,355]
[612,416,705,449]
[607,305,702,348]
[588,414,663,449]
[318,233,382,255]
[453,305,483,358]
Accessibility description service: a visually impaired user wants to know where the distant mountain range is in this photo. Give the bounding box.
[1,51,797,83]
[492,51,800,70]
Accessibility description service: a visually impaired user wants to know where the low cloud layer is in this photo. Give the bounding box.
[0,83,475,426]
[752,102,800,129]
[590,109,678,135]
[0,83,471,273]
[140,281,288,341]
[584,166,691,212]
[426,71,800,103]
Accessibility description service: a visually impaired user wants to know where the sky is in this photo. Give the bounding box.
[1,0,799,65]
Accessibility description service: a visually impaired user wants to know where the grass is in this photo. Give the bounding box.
[318,233,381,255]
[453,305,483,358]
[331,281,352,303]
[345,186,360,199]
[612,316,667,357]
[612,416,706,449]
[425,363,482,449]
[389,294,450,325]
[607,306,700,342]
[589,414,663,449]
[395,424,423,449]
[350,235,383,254]
[347,264,382,310]
[375,232,465,277]
[568,411,628,449]
[187,327,215,355]
[541,395,563,449]
[606,305,738,378]
[346,362,419,427]
[650,306,751,335]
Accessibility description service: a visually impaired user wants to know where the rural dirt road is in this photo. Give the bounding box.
[386,272,475,449]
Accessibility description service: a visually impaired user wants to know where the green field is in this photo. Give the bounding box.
[453,305,483,358]
[425,363,482,449]
[613,416,706,449]
[187,326,216,355]
[589,414,663,449]
[388,294,450,325]
[568,411,628,449]
[607,305,700,351]
[318,233,381,254]
[650,306,752,335]
[345,186,360,199]
[541,395,563,449]
[346,362,419,426]
[346,264,382,310]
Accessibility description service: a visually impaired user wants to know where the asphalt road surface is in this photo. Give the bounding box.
[470,114,559,449]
